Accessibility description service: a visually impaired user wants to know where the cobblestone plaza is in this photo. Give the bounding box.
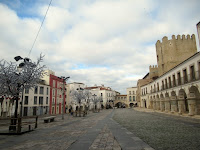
[0,108,200,150]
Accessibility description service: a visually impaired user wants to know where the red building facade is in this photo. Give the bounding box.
[49,74,66,115]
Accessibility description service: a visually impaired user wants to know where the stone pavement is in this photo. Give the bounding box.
[89,125,121,150]
[0,109,153,150]
[113,108,200,150]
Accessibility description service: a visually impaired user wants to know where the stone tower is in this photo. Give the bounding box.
[149,65,159,79]
[156,34,197,76]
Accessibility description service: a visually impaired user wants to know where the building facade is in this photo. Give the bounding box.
[0,82,50,117]
[49,74,66,115]
[126,87,137,107]
[114,95,127,108]
[137,34,198,109]
[23,83,50,116]
[156,34,197,76]
[141,52,200,116]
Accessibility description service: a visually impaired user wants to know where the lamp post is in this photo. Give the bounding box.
[59,76,70,120]
[11,56,31,132]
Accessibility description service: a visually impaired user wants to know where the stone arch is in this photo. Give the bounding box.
[160,93,165,111]
[149,96,153,109]
[165,92,169,98]
[178,89,188,114]
[189,86,200,98]
[171,91,176,97]
[188,86,200,115]
[164,92,170,112]
[156,94,160,110]
[170,91,178,113]
[115,102,127,108]
[129,103,134,108]
[152,95,156,110]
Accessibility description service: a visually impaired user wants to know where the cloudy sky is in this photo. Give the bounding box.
[0,0,199,94]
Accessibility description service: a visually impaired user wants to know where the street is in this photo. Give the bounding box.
[0,108,200,150]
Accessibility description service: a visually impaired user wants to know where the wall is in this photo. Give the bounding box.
[156,34,197,76]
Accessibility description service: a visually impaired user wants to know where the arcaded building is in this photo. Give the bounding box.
[138,34,200,116]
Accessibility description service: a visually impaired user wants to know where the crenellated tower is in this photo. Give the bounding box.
[149,65,158,79]
[156,34,197,76]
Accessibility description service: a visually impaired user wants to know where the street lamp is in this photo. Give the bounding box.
[59,76,70,120]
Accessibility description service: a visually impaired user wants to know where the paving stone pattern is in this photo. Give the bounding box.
[113,108,200,150]
[0,109,154,150]
[89,125,121,150]
[0,111,110,150]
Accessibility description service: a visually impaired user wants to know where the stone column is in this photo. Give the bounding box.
[187,97,196,116]
[149,100,153,109]
[156,99,160,110]
[153,99,156,110]
[160,98,165,112]
[170,96,178,113]
[177,97,186,115]
[164,97,170,113]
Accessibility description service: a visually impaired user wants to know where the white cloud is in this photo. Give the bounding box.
[0,0,200,93]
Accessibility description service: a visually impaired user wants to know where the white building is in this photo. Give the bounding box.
[126,87,137,107]
[22,82,50,116]
[141,52,200,116]
[66,82,85,112]
[0,82,50,117]
[85,85,117,108]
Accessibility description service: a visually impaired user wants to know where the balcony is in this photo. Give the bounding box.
[149,71,200,94]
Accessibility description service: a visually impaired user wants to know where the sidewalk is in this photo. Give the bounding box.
[133,107,200,120]
[68,110,154,150]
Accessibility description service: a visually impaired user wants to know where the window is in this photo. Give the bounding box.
[162,80,164,90]
[25,88,29,94]
[53,89,55,96]
[24,96,28,104]
[157,83,159,91]
[34,86,38,94]
[46,97,48,104]
[133,91,135,94]
[169,77,172,88]
[173,74,176,86]
[129,91,131,95]
[34,96,37,104]
[101,93,103,96]
[165,79,168,89]
[46,87,49,95]
[183,69,188,83]
[39,97,43,104]
[24,107,28,116]
[190,65,195,80]
[177,72,181,85]
[129,96,131,101]
[133,96,135,101]
[40,87,44,94]
[53,80,56,87]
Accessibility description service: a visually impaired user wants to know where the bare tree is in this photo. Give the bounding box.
[92,96,101,112]
[70,89,88,116]
[0,54,45,119]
